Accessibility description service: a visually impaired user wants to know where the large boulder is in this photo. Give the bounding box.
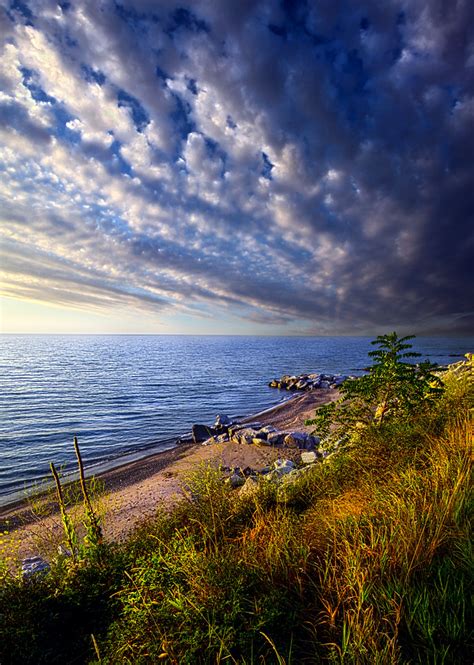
[283,432,309,449]
[304,435,321,450]
[237,428,259,445]
[266,431,287,446]
[192,424,217,444]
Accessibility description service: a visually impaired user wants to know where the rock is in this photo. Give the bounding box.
[239,476,259,497]
[237,428,259,445]
[192,424,217,444]
[215,414,232,428]
[273,458,296,475]
[227,473,245,488]
[283,432,309,449]
[228,422,262,437]
[269,370,350,392]
[22,556,50,578]
[259,425,278,434]
[252,437,269,446]
[304,435,321,450]
[266,431,286,446]
[203,431,230,445]
[301,451,318,464]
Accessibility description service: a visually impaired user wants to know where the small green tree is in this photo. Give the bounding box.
[306,332,443,439]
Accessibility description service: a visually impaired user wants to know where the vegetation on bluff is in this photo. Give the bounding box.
[0,336,472,664]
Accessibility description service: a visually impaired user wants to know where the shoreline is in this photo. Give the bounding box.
[0,392,298,514]
[0,392,298,516]
[0,388,339,557]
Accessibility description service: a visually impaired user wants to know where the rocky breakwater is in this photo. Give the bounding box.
[269,372,353,391]
[194,413,321,451]
[191,413,340,497]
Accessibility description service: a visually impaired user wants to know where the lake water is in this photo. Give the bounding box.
[0,335,472,504]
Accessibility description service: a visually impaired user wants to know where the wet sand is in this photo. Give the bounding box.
[0,388,338,560]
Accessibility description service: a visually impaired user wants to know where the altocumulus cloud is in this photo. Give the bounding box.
[0,0,473,334]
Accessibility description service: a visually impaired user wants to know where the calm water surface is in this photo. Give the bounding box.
[0,335,472,504]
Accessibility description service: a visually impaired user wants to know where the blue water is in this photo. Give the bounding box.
[0,335,472,504]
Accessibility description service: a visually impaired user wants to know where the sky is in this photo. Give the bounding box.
[0,0,473,335]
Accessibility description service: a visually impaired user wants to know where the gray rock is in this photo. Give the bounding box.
[301,451,318,464]
[238,428,258,445]
[266,431,286,446]
[303,435,321,450]
[228,422,262,437]
[283,432,308,449]
[227,473,245,488]
[273,458,296,475]
[215,414,232,428]
[239,476,259,496]
[269,370,353,393]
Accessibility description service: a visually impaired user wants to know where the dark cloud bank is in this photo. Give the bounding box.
[1,0,473,334]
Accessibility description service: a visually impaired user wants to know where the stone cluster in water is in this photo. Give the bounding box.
[268,372,353,391]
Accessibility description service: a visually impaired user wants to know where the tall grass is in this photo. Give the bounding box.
[0,360,472,664]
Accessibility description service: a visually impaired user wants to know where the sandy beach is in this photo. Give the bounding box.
[0,388,338,561]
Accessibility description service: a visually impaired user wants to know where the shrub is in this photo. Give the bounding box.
[306,332,443,440]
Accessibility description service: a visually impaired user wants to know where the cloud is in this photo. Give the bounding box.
[0,0,473,334]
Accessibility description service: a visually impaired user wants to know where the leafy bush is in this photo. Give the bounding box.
[306,332,443,440]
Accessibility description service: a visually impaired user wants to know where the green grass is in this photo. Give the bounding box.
[0,358,472,664]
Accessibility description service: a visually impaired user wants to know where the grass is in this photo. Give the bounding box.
[0,357,472,664]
